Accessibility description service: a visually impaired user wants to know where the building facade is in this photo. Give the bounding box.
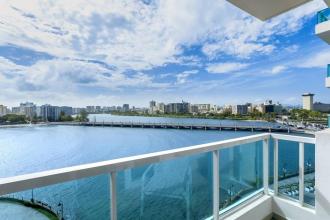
[313,102,330,113]
[0,105,9,116]
[39,105,61,122]
[232,105,248,115]
[165,101,190,114]
[302,93,314,111]
[122,104,130,112]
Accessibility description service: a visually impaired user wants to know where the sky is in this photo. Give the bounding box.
[0,0,329,108]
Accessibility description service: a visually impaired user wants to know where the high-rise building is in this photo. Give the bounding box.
[60,106,73,116]
[302,93,314,111]
[149,101,156,109]
[73,108,85,115]
[165,101,190,114]
[195,104,211,113]
[232,105,248,115]
[264,100,275,113]
[122,104,129,112]
[149,100,157,114]
[39,105,61,122]
[190,104,199,113]
[86,106,95,113]
[157,103,165,114]
[0,105,9,116]
[17,102,37,118]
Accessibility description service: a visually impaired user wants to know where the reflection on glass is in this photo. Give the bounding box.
[117,153,213,220]
[219,141,263,210]
[304,143,315,206]
[1,174,110,220]
[278,140,299,201]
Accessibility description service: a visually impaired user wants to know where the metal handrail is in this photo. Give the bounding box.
[0,133,316,220]
[0,133,270,196]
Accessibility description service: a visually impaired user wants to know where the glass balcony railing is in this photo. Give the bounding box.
[327,64,330,77]
[272,135,315,207]
[0,133,316,220]
[317,8,330,24]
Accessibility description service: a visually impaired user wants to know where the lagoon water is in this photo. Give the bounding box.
[0,115,314,220]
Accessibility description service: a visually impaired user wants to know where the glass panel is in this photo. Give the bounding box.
[0,174,110,220]
[278,140,299,201]
[317,8,330,24]
[304,143,315,206]
[117,152,213,220]
[219,141,263,210]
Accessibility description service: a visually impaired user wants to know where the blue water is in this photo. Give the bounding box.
[0,115,314,219]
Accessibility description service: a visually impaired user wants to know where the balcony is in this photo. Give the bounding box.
[326,64,330,88]
[316,8,330,44]
[325,0,330,7]
[227,0,312,21]
[1,131,330,220]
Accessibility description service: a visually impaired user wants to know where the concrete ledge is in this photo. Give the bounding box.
[227,0,312,21]
[224,195,272,220]
[326,77,330,88]
[315,20,330,44]
[272,196,316,220]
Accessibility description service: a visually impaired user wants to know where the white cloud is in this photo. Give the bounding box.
[0,0,327,105]
[0,0,325,70]
[0,57,169,102]
[202,0,325,59]
[207,62,249,74]
[285,45,299,53]
[271,65,287,74]
[175,70,198,84]
[298,50,330,68]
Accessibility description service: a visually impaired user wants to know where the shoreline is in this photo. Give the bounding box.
[0,119,317,136]
[91,112,272,123]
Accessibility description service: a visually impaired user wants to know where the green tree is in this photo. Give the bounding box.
[0,114,27,124]
[59,111,73,122]
[76,110,89,122]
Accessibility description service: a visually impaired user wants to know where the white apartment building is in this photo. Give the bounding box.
[0,105,9,116]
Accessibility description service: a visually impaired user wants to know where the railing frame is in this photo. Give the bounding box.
[0,133,315,220]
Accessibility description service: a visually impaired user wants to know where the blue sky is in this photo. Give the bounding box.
[0,0,329,107]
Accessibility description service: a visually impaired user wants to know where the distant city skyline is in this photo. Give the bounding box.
[0,99,298,109]
[0,1,329,107]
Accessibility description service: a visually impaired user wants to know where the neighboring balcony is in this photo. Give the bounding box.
[326,64,330,88]
[316,8,330,44]
[325,0,330,7]
[227,0,312,21]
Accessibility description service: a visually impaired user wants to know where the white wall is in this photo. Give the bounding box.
[315,129,330,220]
[315,20,330,44]
[272,196,316,220]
